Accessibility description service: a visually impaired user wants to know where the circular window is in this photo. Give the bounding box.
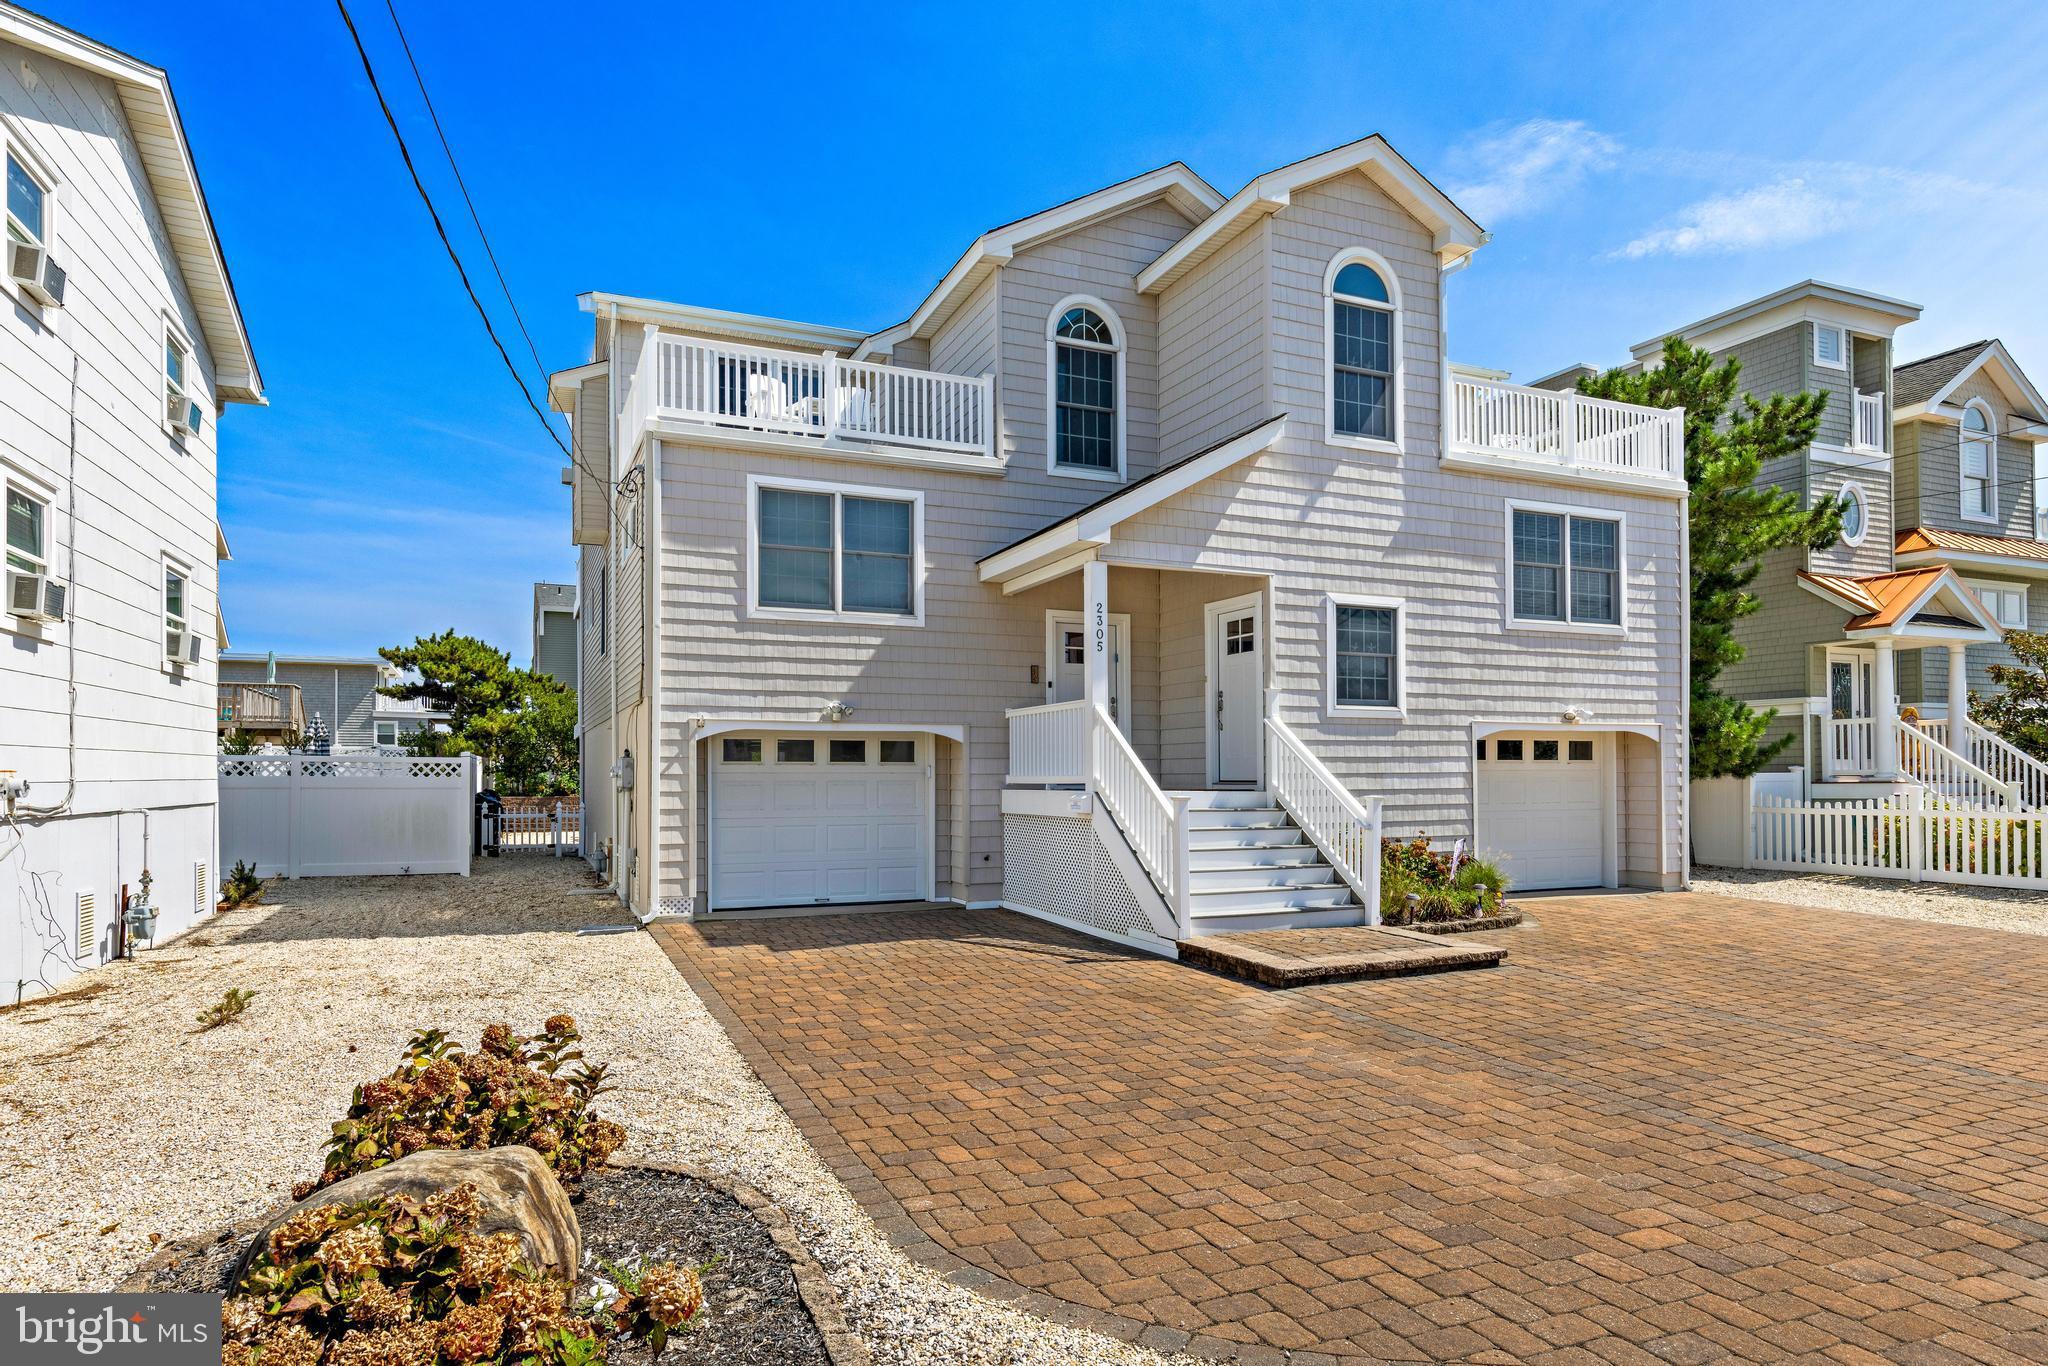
[1839,483,1867,546]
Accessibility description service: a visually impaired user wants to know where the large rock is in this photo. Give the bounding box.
[232,1147,580,1285]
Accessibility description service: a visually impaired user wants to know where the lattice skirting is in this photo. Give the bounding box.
[1002,813,1151,939]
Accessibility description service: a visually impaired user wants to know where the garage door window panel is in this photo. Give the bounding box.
[750,476,923,624]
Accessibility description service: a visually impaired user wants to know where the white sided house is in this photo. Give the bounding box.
[0,5,261,999]
[556,135,1690,953]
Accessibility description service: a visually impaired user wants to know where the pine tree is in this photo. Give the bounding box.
[1579,338,1838,778]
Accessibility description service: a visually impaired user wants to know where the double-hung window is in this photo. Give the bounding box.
[752,477,921,622]
[1327,255,1398,445]
[1050,303,1120,476]
[1510,506,1622,629]
[163,324,198,436]
[1969,579,2027,630]
[6,484,45,576]
[1327,595,1404,715]
[6,152,47,250]
[163,558,189,662]
[1961,402,1996,522]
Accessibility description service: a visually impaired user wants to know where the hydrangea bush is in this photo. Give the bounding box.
[224,1183,701,1366]
[1379,835,1510,924]
[298,1016,625,1202]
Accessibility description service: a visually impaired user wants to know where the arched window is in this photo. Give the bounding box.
[1837,482,1867,546]
[1049,300,1121,476]
[1961,401,1996,521]
[1325,252,1400,447]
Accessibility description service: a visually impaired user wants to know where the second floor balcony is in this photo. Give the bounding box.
[219,682,304,735]
[1853,389,1885,451]
[1448,376,1687,494]
[622,333,997,468]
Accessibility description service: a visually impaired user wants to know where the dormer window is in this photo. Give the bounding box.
[1048,300,1122,478]
[1326,252,1400,449]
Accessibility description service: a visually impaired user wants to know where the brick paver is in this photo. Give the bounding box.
[653,893,2048,1361]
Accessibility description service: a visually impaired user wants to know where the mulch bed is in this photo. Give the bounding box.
[1396,907,1525,935]
[125,1164,856,1366]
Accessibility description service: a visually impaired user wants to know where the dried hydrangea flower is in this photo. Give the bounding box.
[265,1209,333,1262]
[543,1014,576,1036]
[246,1322,322,1366]
[639,1263,706,1328]
[419,1182,482,1229]
[219,1296,266,1344]
[344,1281,411,1328]
[314,1224,388,1278]
[479,1023,516,1057]
[328,1322,437,1366]
[484,1276,569,1353]
[434,1302,506,1364]
[454,1231,522,1290]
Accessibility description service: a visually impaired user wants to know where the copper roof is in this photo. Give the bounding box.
[1798,566,1956,629]
[1896,525,2048,561]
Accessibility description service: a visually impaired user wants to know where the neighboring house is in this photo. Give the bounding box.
[531,581,577,688]
[0,4,262,997]
[553,135,1692,948]
[217,653,450,749]
[1608,283,2048,807]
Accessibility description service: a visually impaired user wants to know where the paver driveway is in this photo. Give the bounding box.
[655,893,2048,1363]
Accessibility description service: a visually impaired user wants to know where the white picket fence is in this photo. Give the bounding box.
[1750,791,2048,888]
[488,802,583,855]
[220,755,475,878]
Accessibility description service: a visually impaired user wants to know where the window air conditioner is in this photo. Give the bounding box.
[8,239,65,307]
[5,567,63,622]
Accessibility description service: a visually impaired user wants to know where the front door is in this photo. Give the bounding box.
[1825,649,1876,775]
[1208,595,1263,784]
[1047,613,1129,733]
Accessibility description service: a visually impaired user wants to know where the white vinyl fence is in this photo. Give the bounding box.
[220,755,476,878]
[1749,791,2048,889]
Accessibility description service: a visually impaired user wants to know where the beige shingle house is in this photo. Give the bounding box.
[553,135,1691,953]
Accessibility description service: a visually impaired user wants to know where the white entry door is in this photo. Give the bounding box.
[1207,594,1263,784]
[711,733,930,909]
[1475,732,1610,890]
[1047,612,1130,733]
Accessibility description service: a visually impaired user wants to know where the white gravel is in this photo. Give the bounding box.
[0,858,1171,1365]
[1693,865,2048,936]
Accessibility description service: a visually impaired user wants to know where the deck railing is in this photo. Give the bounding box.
[1450,376,1684,482]
[219,682,305,734]
[1005,699,1090,785]
[626,332,994,460]
[1265,711,1382,923]
[1853,390,1886,451]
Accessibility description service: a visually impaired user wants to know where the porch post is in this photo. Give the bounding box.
[1947,643,1969,739]
[1082,559,1110,720]
[1872,639,1899,779]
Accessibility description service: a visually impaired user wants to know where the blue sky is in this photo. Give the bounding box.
[60,0,2048,664]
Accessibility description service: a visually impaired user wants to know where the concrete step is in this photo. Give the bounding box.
[1189,826,1312,850]
[1190,882,1354,912]
[1188,807,1291,830]
[1188,844,1323,870]
[1189,863,1342,890]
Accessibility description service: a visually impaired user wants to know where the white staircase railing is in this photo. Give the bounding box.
[1823,717,1875,778]
[1088,706,1192,934]
[1005,699,1089,784]
[1265,712,1383,925]
[1894,717,2018,809]
[1925,718,2048,810]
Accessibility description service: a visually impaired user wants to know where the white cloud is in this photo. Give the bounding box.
[1447,118,1620,223]
[1615,177,1848,259]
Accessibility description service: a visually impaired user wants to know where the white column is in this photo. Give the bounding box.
[1083,560,1110,718]
[1947,643,1970,738]
[1872,640,1898,779]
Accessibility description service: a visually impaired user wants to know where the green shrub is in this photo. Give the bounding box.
[1381,837,1511,921]
[219,861,266,910]
[297,1016,624,1202]
[223,1182,700,1366]
[197,988,255,1031]
[1451,856,1510,915]
[1379,862,1421,924]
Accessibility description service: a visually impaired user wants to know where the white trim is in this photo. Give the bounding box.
[1045,294,1127,481]
[1323,593,1406,720]
[641,418,1006,476]
[1504,499,1627,635]
[1628,280,1922,362]
[1809,441,1887,469]
[1963,576,2028,630]
[1202,590,1267,784]
[1,115,60,311]
[1044,609,1132,735]
[160,313,198,440]
[1895,545,2048,577]
[744,473,926,626]
[160,549,194,672]
[1323,248,1403,452]
[1436,448,1689,499]
[1812,321,1848,371]
[1898,340,2048,426]
[1960,398,1999,524]
[1836,481,1870,547]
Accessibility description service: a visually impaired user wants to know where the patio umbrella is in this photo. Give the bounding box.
[264,650,276,684]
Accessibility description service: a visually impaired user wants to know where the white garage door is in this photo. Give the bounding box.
[1475,732,1609,891]
[712,733,930,909]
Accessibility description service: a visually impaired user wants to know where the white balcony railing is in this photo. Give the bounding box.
[1853,390,1885,451]
[1005,699,1090,784]
[1450,377,1684,484]
[623,333,994,460]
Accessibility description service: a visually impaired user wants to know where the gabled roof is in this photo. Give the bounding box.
[1892,338,2047,427]
[852,163,1225,361]
[1629,280,1921,363]
[0,4,261,401]
[1797,566,2002,639]
[1136,135,1487,295]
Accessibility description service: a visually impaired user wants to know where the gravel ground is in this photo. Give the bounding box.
[1693,865,2048,935]
[0,858,1171,1365]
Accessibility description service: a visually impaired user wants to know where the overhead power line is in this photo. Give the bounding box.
[334,0,570,461]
